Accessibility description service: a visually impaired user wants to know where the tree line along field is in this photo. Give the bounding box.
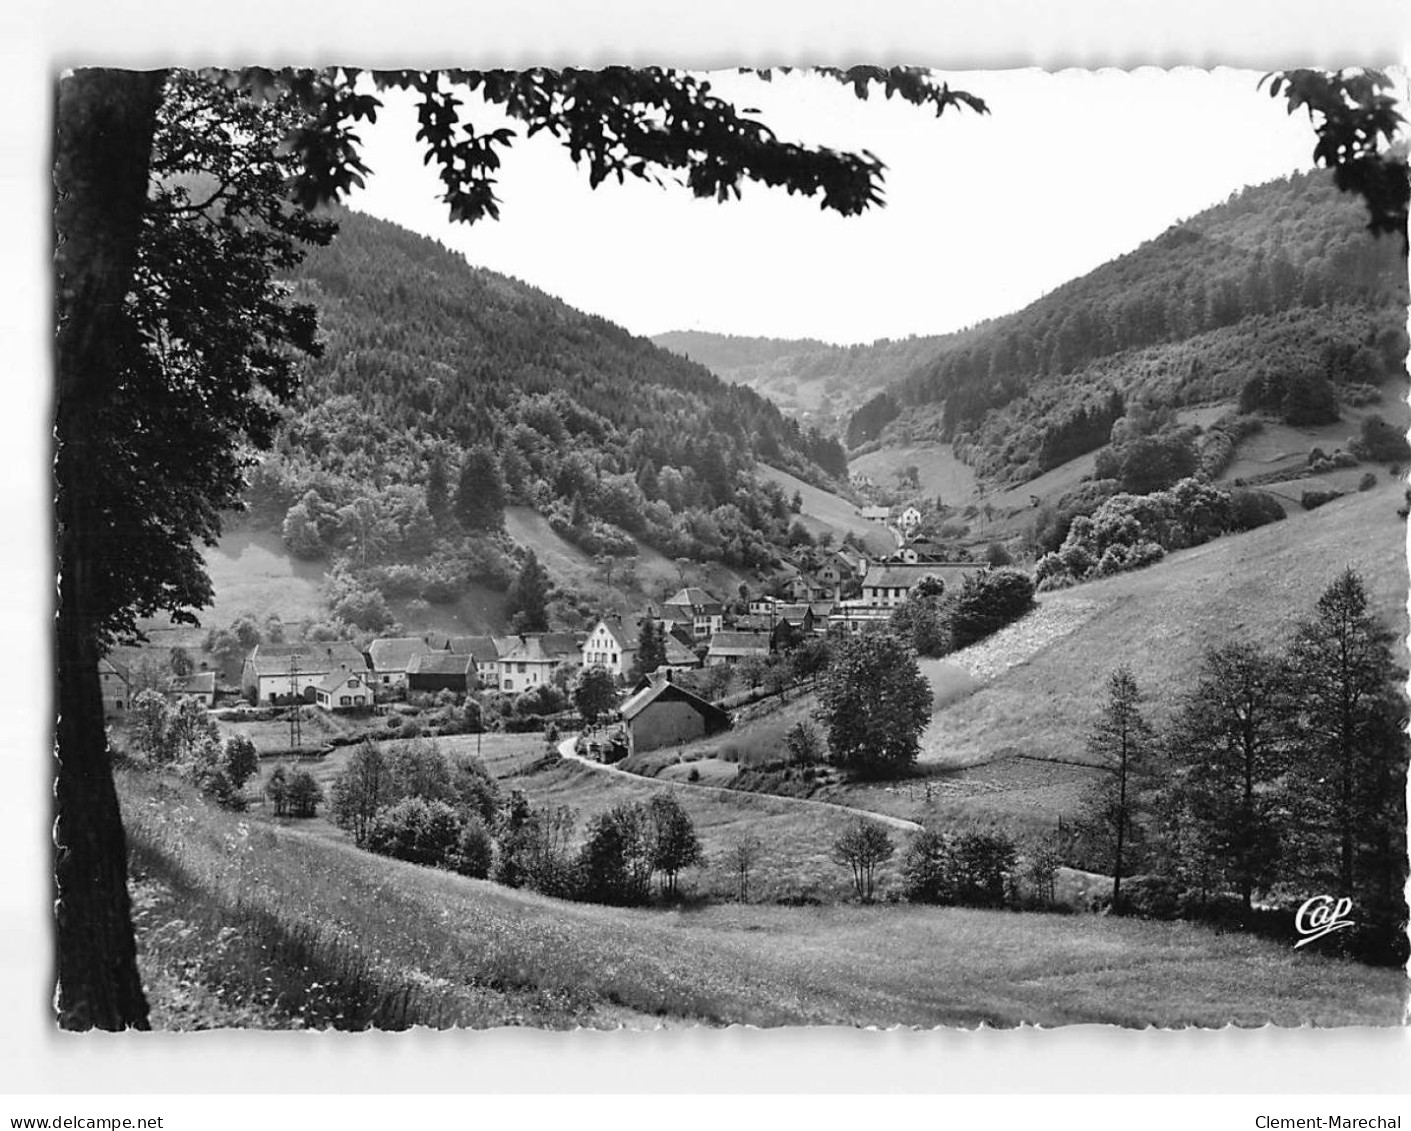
[116,767,1408,1029]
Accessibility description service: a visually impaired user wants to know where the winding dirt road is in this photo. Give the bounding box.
[556,736,922,833]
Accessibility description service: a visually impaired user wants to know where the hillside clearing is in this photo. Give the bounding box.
[201,523,329,624]
[120,770,1407,1029]
[758,465,894,556]
[848,442,980,507]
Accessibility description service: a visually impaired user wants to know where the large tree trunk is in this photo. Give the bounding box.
[54,68,165,1030]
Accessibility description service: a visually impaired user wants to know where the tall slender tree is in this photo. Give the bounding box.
[1285,570,1405,899]
[1082,667,1157,913]
[1165,643,1290,911]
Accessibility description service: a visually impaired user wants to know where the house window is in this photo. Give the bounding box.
[340,696,350,706]
[517,663,526,674]
[503,679,513,691]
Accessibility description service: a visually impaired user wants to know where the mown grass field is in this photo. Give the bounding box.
[245,732,866,903]
[119,769,1408,1029]
[848,442,980,508]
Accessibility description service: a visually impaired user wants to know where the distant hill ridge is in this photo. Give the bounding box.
[658,171,1408,490]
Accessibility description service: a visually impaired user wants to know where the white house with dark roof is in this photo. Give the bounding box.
[582,618,638,678]
[314,670,373,712]
[862,562,979,608]
[164,670,217,708]
[662,587,724,640]
[242,642,367,705]
[497,633,581,693]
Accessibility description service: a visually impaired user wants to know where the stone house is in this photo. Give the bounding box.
[242,642,367,705]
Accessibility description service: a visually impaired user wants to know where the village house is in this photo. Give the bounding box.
[164,670,216,708]
[895,539,952,564]
[366,637,440,689]
[747,595,781,616]
[815,550,860,591]
[661,587,724,641]
[447,635,504,687]
[619,672,731,756]
[99,657,130,716]
[497,633,581,693]
[242,642,367,705]
[862,562,980,608]
[859,504,890,524]
[827,600,893,636]
[313,669,373,712]
[581,618,638,679]
[705,630,773,666]
[898,505,923,535]
[405,652,477,696]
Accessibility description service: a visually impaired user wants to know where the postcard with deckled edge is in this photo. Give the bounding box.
[51,62,1409,1034]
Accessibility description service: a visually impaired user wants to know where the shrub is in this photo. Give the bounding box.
[367,797,463,867]
[901,827,957,904]
[1120,875,1184,920]
[948,568,1036,649]
[950,830,1018,909]
[286,769,324,819]
[453,818,495,879]
[1360,471,1378,491]
[1350,414,1411,463]
[577,802,653,906]
[1301,488,1343,511]
[1228,489,1286,531]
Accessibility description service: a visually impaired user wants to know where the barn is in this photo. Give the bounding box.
[405,652,477,695]
[619,673,730,756]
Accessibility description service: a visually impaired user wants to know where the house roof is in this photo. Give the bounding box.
[732,614,773,633]
[808,601,836,619]
[588,619,638,652]
[706,631,772,658]
[405,653,476,678]
[662,635,699,667]
[664,587,722,614]
[448,636,501,664]
[245,642,365,677]
[619,675,731,728]
[867,563,977,590]
[99,657,129,682]
[167,671,216,697]
[367,637,438,673]
[775,604,814,626]
[315,669,369,695]
[500,633,580,665]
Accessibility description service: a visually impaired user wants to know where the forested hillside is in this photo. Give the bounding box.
[652,329,967,430]
[241,209,850,628]
[855,171,1408,485]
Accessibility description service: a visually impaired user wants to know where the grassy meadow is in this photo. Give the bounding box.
[119,769,1408,1029]
[916,480,1409,769]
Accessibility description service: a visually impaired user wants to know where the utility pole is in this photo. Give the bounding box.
[288,652,302,755]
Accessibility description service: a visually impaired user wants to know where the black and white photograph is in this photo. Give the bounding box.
[49,58,1410,1039]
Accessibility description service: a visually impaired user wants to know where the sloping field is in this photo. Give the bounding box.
[758,465,894,556]
[202,524,329,624]
[920,482,1408,771]
[848,442,979,508]
[120,770,1407,1028]
[504,505,745,606]
[256,733,869,903]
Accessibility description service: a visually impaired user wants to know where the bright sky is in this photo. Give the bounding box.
[347,67,1325,345]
